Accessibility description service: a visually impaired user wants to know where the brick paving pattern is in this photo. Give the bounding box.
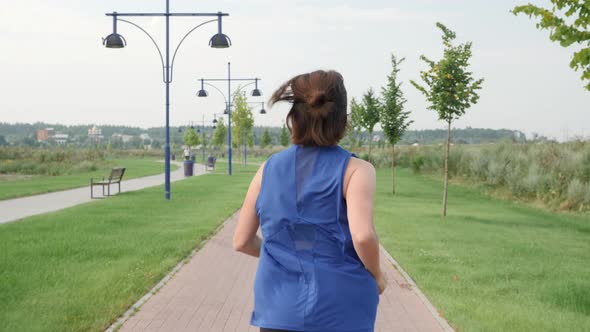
[117,213,453,332]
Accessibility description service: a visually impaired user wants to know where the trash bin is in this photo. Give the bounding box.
[171,154,176,161]
[183,160,194,177]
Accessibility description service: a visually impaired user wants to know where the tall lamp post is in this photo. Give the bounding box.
[197,62,262,175]
[101,0,231,200]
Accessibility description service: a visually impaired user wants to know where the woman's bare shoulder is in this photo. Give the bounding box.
[343,157,376,196]
[347,157,375,176]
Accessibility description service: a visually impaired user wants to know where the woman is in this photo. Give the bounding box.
[233,70,387,332]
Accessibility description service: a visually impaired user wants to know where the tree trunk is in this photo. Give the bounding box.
[392,144,396,195]
[368,131,373,162]
[442,120,451,217]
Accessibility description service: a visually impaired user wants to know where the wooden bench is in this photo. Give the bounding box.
[90,167,126,199]
[206,156,217,171]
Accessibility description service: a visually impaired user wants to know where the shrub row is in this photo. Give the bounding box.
[356,141,590,212]
[0,147,107,176]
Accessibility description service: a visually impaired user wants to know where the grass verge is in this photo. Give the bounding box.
[0,163,255,332]
[375,168,590,331]
[0,158,178,200]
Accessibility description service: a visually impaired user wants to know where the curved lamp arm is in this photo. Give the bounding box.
[170,19,218,82]
[117,19,166,83]
[231,81,261,113]
[234,81,256,94]
[203,82,229,105]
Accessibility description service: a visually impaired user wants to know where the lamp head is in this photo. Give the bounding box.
[209,33,231,48]
[197,89,208,97]
[251,88,262,97]
[103,33,126,48]
[209,13,231,49]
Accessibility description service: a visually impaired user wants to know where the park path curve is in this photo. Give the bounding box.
[0,161,205,224]
[113,211,454,332]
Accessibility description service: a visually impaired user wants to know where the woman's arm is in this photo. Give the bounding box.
[232,162,265,257]
[345,159,387,294]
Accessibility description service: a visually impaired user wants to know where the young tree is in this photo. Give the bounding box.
[280,124,290,147]
[348,97,364,149]
[183,127,200,151]
[359,88,380,161]
[232,91,254,157]
[513,1,590,91]
[380,54,413,194]
[106,140,113,155]
[261,128,272,148]
[411,23,484,216]
[213,118,227,150]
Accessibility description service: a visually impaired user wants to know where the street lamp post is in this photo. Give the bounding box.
[198,115,207,161]
[197,63,262,175]
[195,113,221,161]
[101,0,231,200]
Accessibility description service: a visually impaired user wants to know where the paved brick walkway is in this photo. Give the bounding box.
[115,212,454,332]
[0,161,205,224]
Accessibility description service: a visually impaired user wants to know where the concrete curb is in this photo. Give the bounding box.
[380,246,455,332]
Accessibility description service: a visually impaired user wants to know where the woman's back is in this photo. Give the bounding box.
[233,70,385,332]
[251,145,378,332]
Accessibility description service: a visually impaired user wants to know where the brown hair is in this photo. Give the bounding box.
[269,70,348,146]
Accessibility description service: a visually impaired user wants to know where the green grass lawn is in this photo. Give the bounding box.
[2,158,589,332]
[375,168,590,332]
[0,163,255,332]
[0,158,178,201]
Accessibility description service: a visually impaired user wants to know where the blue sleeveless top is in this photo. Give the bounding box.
[251,145,379,332]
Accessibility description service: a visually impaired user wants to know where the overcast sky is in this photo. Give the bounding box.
[0,0,588,140]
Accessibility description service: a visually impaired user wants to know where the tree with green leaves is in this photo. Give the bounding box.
[348,97,364,149]
[106,140,113,155]
[380,54,413,194]
[359,88,380,161]
[151,139,162,149]
[513,1,590,91]
[261,128,272,148]
[212,118,227,150]
[280,124,290,147]
[231,91,254,157]
[411,23,484,216]
[199,130,209,160]
[183,127,200,151]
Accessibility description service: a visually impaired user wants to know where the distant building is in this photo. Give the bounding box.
[111,133,134,143]
[53,134,69,145]
[37,128,54,142]
[88,126,104,143]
